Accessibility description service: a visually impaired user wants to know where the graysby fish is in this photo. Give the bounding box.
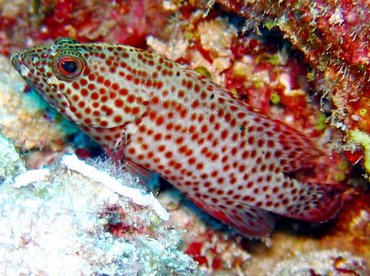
[11,38,343,238]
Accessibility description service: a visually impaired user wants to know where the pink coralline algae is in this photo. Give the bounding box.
[0,0,171,55]
[216,0,370,134]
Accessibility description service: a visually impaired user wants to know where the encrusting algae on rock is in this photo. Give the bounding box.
[11,38,345,238]
[0,132,200,275]
[215,0,370,135]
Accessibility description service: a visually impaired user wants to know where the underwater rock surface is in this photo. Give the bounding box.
[0,133,200,275]
[272,250,368,276]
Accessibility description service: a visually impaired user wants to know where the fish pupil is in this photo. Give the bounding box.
[61,60,77,73]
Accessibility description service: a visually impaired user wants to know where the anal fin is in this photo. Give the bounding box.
[192,198,276,238]
[223,204,275,238]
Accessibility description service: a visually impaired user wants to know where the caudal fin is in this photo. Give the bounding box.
[283,181,344,222]
[253,170,344,223]
[251,119,344,222]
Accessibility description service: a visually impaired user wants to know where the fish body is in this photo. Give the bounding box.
[11,38,343,237]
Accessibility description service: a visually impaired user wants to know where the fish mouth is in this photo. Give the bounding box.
[10,52,31,78]
[10,52,21,70]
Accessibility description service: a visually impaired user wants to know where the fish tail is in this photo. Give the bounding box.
[285,180,344,222]
[267,172,344,222]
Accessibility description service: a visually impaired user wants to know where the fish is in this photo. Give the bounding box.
[10,38,343,238]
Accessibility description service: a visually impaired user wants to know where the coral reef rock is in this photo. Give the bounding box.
[272,250,369,276]
[0,133,201,275]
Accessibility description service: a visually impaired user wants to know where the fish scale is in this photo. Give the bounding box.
[11,38,343,238]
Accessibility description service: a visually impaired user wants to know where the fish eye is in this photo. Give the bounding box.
[61,60,77,73]
[53,55,84,81]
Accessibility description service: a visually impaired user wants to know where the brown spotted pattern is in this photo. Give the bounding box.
[11,38,343,237]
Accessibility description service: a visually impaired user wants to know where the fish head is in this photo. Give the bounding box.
[11,38,148,129]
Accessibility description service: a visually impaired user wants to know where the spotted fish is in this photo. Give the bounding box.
[11,38,343,238]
